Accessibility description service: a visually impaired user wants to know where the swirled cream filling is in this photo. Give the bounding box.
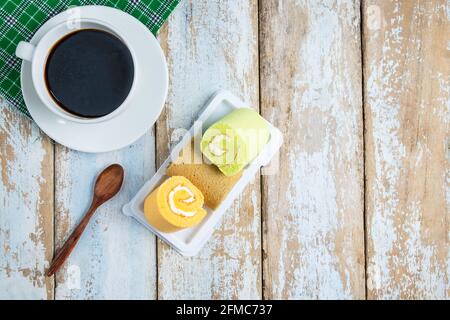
[168,185,196,217]
[208,134,231,156]
[208,134,243,165]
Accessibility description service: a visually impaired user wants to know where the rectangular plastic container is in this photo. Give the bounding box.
[122,90,283,256]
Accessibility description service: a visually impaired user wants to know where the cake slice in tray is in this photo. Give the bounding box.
[144,176,207,233]
[200,108,271,176]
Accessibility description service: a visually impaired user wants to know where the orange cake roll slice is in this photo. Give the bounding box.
[144,176,207,233]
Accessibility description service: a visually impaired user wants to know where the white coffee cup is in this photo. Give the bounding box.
[15,18,137,123]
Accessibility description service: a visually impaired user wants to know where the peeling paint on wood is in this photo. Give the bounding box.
[1,0,449,300]
[156,0,261,299]
[260,0,365,299]
[363,0,449,299]
[54,134,157,299]
[0,108,53,299]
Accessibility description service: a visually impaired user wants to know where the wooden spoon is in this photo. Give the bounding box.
[46,164,124,277]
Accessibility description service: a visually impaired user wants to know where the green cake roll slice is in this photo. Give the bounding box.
[200,108,270,176]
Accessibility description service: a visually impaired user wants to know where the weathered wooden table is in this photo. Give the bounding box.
[0,1,448,300]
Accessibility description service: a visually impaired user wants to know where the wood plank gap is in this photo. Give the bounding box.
[257,0,265,301]
[154,122,159,300]
[360,0,368,301]
[52,137,56,300]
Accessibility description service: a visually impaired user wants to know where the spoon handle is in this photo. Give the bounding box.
[46,199,101,277]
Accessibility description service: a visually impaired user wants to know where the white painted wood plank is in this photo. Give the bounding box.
[363,0,449,299]
[260,0,365,299]
[54,133,157,299]
[156,0,261,299]
[0,107,53,299]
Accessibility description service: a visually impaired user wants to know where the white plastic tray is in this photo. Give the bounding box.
[123,90,283,256]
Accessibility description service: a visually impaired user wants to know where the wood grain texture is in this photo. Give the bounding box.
[363,0,449,299]
[2,0,449,300]
[0,108,53,299]
[260,0,365,299]
[53,134,157,299]
[156,0,261,299]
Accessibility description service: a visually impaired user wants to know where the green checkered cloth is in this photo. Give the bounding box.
[0,0,179,118]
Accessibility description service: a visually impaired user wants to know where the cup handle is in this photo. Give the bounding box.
[16,41,36,61]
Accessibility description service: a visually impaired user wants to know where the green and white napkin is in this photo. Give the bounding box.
[0,0,179,118]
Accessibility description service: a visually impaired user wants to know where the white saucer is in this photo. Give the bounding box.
[21,6,168,153]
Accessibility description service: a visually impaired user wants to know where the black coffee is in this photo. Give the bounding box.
[45,29,134,118]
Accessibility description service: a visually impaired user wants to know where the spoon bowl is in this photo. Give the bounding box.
[94,163,124,202]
